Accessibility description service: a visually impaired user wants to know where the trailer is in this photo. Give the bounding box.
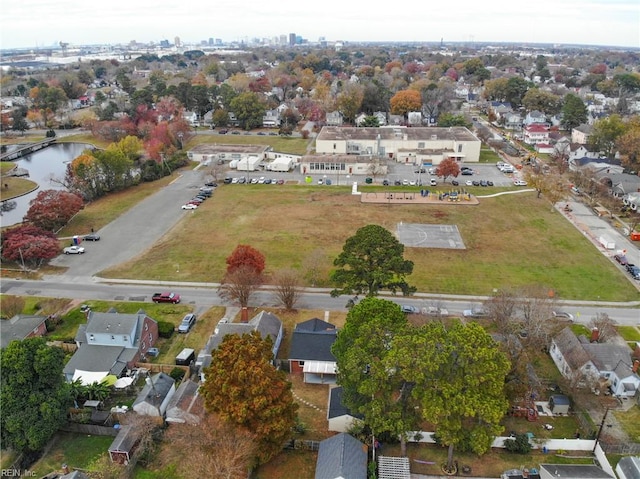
[268,157,294,172]
[236,155,262,171]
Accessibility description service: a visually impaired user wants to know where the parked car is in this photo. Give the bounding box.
[452,180,459,186]
[472,180,480,186]
[463,308,488,318]
[480,180,488,187]
[64,246,85,254]
[487,180,494,186]
[204,181,217,187]
[224,177,233,184]
[382,179,390,186]
[429,178,437,186]
[414,168,426,173]
[257,132,266,135]
[625,263,637,273]
[552,310,574,321]
[394,180,402,186]
[465,180,473,186]
[513,179,528,186]
[461,170,473,176]
[628,265,640,280]
[214,317,229,335]
[401,305,419,314]
[182,203,198,210]
[424,306,449,316]
[178,313,197,333]
[83,233,100,241]
[614,254,628,265]
[218,129,228,134]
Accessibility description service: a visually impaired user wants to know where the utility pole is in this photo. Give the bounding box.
[592,407,610,453]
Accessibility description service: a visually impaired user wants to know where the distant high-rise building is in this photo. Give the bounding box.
[289,33,296,46]
[279,35,287,45]
[175,36,181,47]
[160,39,170,48]
[208,38,214,46]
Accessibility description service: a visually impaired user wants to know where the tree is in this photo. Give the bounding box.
[0,338,70,454]
[522,89,562,116]
[616,118,640,170]
[331,297,418,455]
[273,268,302,311]
[399,322,509,473]
[225,244,265,274]
[336,83,364,125]
[330,224,416,297]
[211,108,230,128]
[1,224,60,268]
[435,157,461,182]
[160,414,257,479]
[362,115,380,127]
[200,332,298,465]
[437,113,470,128]
[561,94,588,132]
[589,312,617,343]
[0,295,25,319]
[589,114,628,158]
[217,265,263,308]
[24,190,84,231]
[229,92,266,130]
[504,433,532,454]
[482,78,509,102]
[390,89,422,117]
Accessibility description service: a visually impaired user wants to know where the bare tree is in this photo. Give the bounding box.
[303,248,328,287]
[366,159,387,181]
[518,285,556,343]
[217,265,263,308]
[483,289,519,334]
[589,312,617,343]
[160,414,257,479]
[273,268,302,311]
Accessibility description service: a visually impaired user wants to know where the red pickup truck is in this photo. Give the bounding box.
[152,292,181,304]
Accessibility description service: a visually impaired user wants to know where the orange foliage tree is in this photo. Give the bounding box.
[390,89,422,117]
[226,244,266,274]
[435,157,461,183]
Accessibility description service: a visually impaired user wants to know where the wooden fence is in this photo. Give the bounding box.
[59,422,119,436]
[135,362,189,375]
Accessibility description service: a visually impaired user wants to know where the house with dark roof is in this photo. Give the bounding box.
[63,309,158,384]
[315,433,367,479]
[108,424,138,465]
[327,386,363,433]
[539,464,613,479]
[616,455,640,479]
[132,372,176,417]
[289,318,338,384]
[550,327,640,397]
[0,314,48,348]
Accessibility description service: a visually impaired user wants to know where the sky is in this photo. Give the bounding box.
[1,0,639,50]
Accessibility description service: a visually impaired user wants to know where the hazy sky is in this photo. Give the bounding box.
[1,0,639,50]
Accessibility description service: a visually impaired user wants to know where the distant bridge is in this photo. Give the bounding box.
[0,138,57,161]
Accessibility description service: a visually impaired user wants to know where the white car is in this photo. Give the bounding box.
[182,203,198,209]
[513,179,528,186]
[64,246,85,254]
[429,178,437,186]
[258,177,266,184]
[214,317,229,335]
[465,180,473,186]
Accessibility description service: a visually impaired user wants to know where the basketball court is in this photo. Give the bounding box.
[396,222,466,249]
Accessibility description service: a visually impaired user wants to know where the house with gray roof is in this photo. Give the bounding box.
[289,318,337,384]
[315,433,367,479]
[539,464,613,479]
[0,314,48,348]
[327,386,363,433]
[209,310,283,361]
[63,309,158,384]
[550,327,640,397]
[165,379,203,424]
[108,424,138,464]
[616,455,640,479]
[132,372,176,417]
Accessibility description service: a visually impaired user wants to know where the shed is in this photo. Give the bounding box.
[175,348,195,366]
[108,425,137,464]
[549,394,570,415]
[132,372,176,417]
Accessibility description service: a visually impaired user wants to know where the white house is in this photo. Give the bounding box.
[571,124,593,144]
[523,124,550,145]
[326,111,344,126]
[327,386,363,433]
[550,327,640,397]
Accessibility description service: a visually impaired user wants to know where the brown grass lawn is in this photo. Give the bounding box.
[254,449,318,479]
[614,405,640,442]
[186,133,312,156]
[100,185,638,301]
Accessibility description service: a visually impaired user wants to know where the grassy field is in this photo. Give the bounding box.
[99,184,639,301]
[617,325,640,341]
[187,132,312,156]
[614,405,640,442]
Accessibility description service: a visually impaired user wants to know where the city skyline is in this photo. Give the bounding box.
[1,0,639,50]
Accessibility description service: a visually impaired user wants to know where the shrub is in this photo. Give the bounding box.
[169,367,185,382]
[503,433,532,454]
[157,320,175,338]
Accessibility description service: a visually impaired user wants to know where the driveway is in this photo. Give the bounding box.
[49,169,206,279]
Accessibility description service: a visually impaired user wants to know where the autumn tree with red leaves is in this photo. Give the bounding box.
[24,190,84,231]
[435,158,461,183]
[1,225,60,268]
[226,244,265,274]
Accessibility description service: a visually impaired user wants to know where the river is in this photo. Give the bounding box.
[1,142,93,227]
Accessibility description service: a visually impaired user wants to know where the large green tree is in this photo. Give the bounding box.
[331,297,419,455]
[0,338,70,454]
[561,93,588,131]
[522,89,562,116]
[396,322,510,473]
[200,332,298,465]
[589,114,628,158]
[330,224,416,297]
[229,92,266,130]
[505,77,530,109]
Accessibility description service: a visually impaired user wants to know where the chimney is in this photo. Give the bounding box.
[633,344,640,360]
[591,327,600,343]
[633,360,640,374]
[241,307,249,323]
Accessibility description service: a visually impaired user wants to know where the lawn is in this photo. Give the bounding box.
[99,185,639,301]
[614,405,640,442]
[186,132,312,156]
[479,147,502,163]
[617,325,640,342]
[29,432,113,477]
